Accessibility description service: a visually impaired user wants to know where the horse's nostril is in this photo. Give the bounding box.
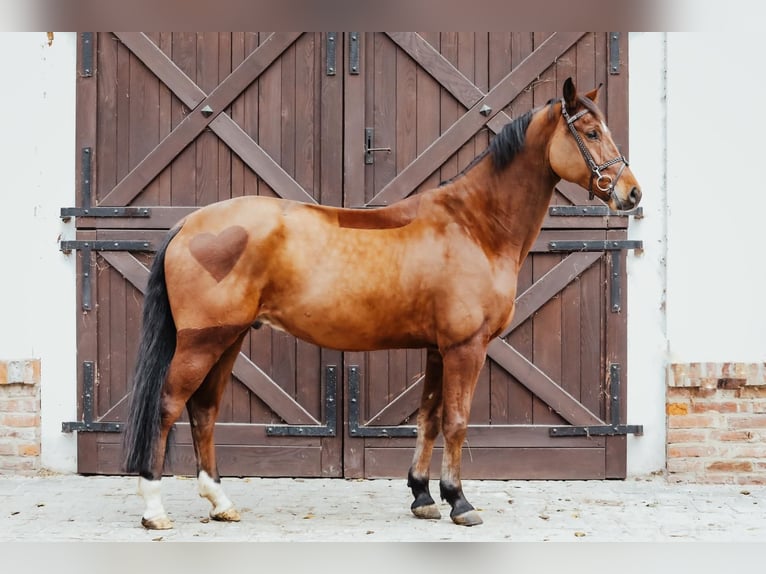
[629,187,642,206]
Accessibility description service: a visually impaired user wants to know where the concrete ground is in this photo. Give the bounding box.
[1,472,766,542]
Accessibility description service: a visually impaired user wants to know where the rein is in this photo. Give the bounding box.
[561,99,628,201]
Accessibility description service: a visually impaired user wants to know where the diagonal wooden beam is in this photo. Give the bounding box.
[100,32,304,207]
[367,375,424,426]
[487,338,603,426]
[101,251,318,425]
[502,251,602,337]
[385,32,510,134]
[368,32,585,206]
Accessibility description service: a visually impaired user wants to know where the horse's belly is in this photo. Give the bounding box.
[255,306,431,352]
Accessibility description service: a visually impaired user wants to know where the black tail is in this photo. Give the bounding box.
[122,226,182,476]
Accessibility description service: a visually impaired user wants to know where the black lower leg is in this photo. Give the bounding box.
[439,480,475,518]
[408,468,436,510]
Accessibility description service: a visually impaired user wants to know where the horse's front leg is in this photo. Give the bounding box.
[438,338,486,526]
[408,348,444,520]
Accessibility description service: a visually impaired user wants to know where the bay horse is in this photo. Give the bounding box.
[123,78,642,530]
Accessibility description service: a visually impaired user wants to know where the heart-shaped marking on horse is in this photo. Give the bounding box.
[189,225,248,283]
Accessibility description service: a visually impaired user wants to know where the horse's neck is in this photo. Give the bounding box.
[437,152,558,267]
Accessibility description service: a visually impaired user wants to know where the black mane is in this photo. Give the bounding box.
[439,110,533,186]
[487,110,533,171]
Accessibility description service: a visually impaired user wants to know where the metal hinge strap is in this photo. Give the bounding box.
[62,362,122,433]
[549,363,643,438]
[348,365,418,438]
[266,365,338,437]
[60,207,152,220]
[349,32,359,74]
[326,32,337,75]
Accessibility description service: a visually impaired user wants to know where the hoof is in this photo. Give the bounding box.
[141,515,174,530]
[451,509,483,527]
[411,503,442,520]
[211,507,241,522]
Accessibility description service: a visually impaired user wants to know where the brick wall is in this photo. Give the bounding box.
[0,359,41,474]
[667,363,766,484]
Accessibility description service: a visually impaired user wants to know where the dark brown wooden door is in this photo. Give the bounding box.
[67,32,636,479]
[340,33,635,479]
[70,32,344,476]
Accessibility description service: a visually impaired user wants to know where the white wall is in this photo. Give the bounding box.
[627,32,668,475]
[664,32,766,363]
[627,30,766,475]
[0,32,77,472]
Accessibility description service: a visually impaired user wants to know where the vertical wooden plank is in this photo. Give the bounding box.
[157,33,173,207]
[130,34,161,207]
[115,37,132,188]
[217,33,233,203]
[509,32,534,117]
[170,32,197,206]
[96,33,117,206]
[257,35,281,200]
[488,32,515,425]
[373,33,397,197]
[439,32,458,183]
[456,32,475,174]
[531,253,563,425]
[580,243,605,417]
[195,32,219,207]
[415,32,441,194]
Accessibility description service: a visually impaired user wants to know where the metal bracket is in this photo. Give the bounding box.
[548,239,642,312]
[62,362,122,433]
[548,240,643,252]
[60,240,153,310]
[326,32,337,75]
[549,205,643,218]
[81,32,94,77]
[266,365,338,437]
[609,32,620,75]
[349,32,360,74]
[60,207,152,220]
[347,365,418,438]
[549,364,643,438]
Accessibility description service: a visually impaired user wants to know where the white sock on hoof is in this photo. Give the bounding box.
[138,477,168,521]
[197,471,235,514]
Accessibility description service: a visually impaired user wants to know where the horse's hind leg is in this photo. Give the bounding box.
[138,324,246,530]
[408,348,443,520]
[438,339,486,526]
[188,332,247,522]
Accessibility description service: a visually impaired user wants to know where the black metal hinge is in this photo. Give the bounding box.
[266,365,338,437]
[549,239,642,312]
[548,205,643,218]
[549,363,643,438]
[348,365,418,438]
[349,32,359,75]
[60,240,153,310]
[60,207,151,220]
[609,32,620,75]
[81,32,94,77]
[326,32,337,75]
[62,362,122,433]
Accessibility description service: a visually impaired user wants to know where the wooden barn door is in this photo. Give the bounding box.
[340,32,640,479]
[66,32,345,476]
[65,32,639,479]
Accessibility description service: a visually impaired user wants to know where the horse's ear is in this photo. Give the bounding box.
[584,83,603,104]
[563,77,577,113]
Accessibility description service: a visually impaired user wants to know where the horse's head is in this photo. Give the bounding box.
[548,77,642,211]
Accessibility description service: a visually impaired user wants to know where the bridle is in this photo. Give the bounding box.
[561,98,628,201]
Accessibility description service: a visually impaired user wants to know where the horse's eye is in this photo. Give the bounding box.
[585,130,599,141]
